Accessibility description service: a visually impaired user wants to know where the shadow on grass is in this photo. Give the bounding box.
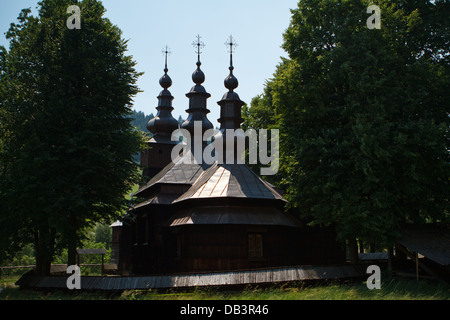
[349,274,450,300]
[1,274,448,300]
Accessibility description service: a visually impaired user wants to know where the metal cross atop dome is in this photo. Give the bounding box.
[161,46,171,73]
[225,35,238,54]
[192,35,205,63]
[225,35,238,73]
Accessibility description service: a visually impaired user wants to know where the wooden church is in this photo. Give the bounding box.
[114,38,345,276]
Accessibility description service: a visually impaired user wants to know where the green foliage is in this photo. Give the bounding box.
[0,222,111,277]
[1,244,36,273]
[91,222,112,246]
[0,0,145,272]
[129,109,154,163]
[244,0,450,245]
[242,82,277,132]
[129,110,154,133]
[242,85,283,186]
[53,230,112,276]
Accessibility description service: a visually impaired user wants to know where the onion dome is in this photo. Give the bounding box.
[213,36,247,162]
[180,35,214,137]
[147,47,179,143]
[217,35,245,130]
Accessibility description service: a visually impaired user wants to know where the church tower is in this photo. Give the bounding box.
[180,35,214,161]
[218,35,245,131]
[214,35,247,163]
[141,47,179,181]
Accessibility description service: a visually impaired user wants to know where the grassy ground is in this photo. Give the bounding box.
[1,273,449,300]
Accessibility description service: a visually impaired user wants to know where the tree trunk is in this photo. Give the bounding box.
[68,239,77,266]
[358,239,364,253]
[34,223,55,276]
[67,212,78,266]
[387,246,394,273]
[34,230,42,275]
[348,238,359,264]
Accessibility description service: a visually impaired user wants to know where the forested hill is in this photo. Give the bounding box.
[129,110,154,133]
[129,110,185,133]
[128,110,185,163]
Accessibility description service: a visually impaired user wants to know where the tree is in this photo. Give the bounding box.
[242,81,277,133]
[244,0,449,258]
[0,0,144,274]
[242,81,282,186]
[129,110,154,133]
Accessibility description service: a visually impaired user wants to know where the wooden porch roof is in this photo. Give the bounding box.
[397,224,450,266]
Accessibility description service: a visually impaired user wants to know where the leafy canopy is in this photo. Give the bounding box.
[243,0,450,245]
[0,0,145,267]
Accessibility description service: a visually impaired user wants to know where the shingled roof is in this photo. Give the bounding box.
[134,154,211,198]
[397,224,450,266]
[168,205,299,228]
[132,193,181,209]
[173,162,286,203]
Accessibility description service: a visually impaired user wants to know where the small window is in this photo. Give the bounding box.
[248,234,263,258]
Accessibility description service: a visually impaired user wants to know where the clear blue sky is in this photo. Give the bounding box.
[0,0,299,127]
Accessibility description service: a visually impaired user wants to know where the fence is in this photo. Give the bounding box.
[0,264,108,278]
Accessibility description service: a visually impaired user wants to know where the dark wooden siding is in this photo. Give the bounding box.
[170,225,344,274]
[120,210,345,276]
